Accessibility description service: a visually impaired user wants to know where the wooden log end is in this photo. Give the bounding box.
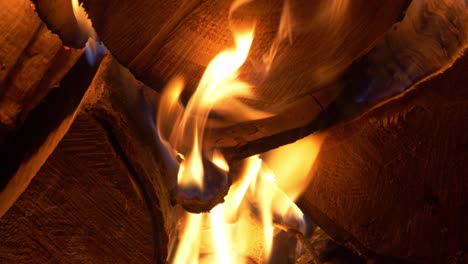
[171,158,231,213]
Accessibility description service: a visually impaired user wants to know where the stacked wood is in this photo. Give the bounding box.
[0,0,465,262]
[42,52,466,263]
[0,47,463,262]
[0,114,156,263]
[299,51,468,263]
[0,0,82,144]
[24,0,405,155]
[0,0,90,217]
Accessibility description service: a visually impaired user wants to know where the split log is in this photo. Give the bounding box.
[79,56,175,261]
[299,48,468,263]
[69,0,467,163]
[78,0,408,101]
[32,0,407,158]
[0,0,92,217]
[0,114,155,263]
[0,0,83,144]
[0,53,101,217]
[207,0,468,159]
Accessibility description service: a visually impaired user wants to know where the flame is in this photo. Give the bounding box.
[157,23,271,190]
[262,0,294,73]
[71,0,105,65]
[170,135,323,263]
[158,0,325,263]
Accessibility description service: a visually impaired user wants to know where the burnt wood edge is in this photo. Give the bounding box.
[91,110,168,264]
[0,52,101,217]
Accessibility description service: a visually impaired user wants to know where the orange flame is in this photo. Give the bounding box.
[158,0,325,263]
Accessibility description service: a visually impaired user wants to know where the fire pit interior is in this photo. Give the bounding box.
[0,0,467,263]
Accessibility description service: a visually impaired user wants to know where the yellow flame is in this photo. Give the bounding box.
[211,150,229,172]
[262,0,294,72]
[171,133,324,263]
[71,0,103,65]
[162,0,326,263]
[173,213,202,264]
[263,133,325,201]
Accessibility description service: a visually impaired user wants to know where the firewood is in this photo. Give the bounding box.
[0,113,156,263]
[78,0,408,100]
[0,52,102,217]
[299,49,468,264]
[209,0,468,160]
[36,0,402,162]
[31,0,88,47]
[0,0,83,144]
[0,0,92,217]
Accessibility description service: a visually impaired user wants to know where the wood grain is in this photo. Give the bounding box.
[0,0,82,143]
[81,0,407,106]
[209,0,468,160]
[0,52,100,218]
[0,114,154,263]
[299,47,468,264]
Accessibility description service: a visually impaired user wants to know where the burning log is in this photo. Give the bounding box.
[32,0,409,156]
[34,0,468,162]
[210,0,468,159]
[73,51,466,262]
[1,0,466,262]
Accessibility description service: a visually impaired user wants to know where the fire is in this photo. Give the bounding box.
[71,0,105,65]
[157,25,270,191]
[157,0,324,263]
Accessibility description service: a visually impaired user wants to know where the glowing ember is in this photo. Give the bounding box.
[157,0,324,262]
